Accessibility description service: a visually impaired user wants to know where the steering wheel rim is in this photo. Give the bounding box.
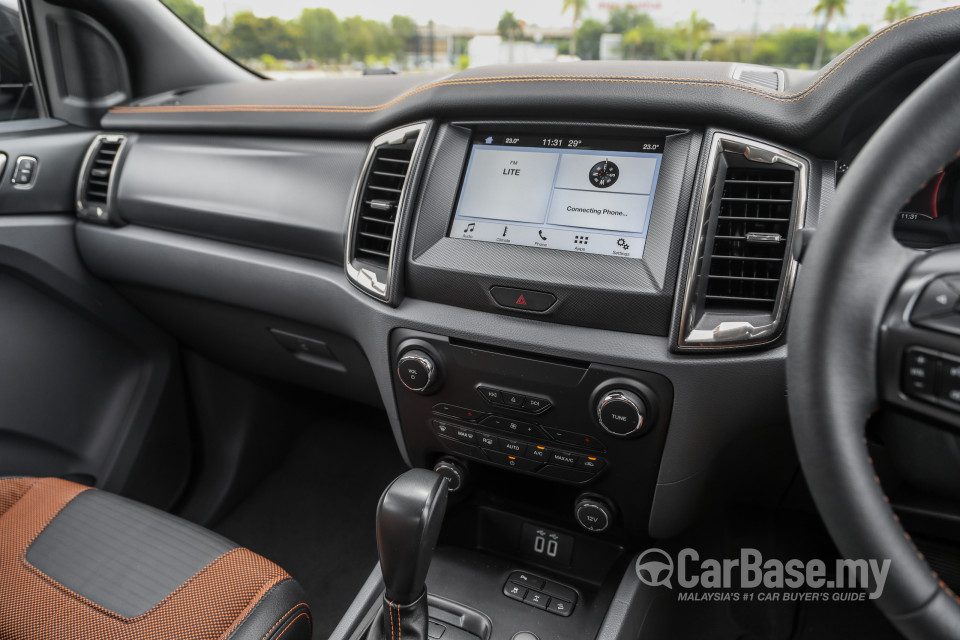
[787,53,960,638]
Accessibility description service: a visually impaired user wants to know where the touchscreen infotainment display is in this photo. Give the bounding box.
[449,133,664,259]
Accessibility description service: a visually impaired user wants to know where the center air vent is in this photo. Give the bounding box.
[76,134,127,224]
[705,166,796,313]
[679,133,807,349]
[346,123,426,301]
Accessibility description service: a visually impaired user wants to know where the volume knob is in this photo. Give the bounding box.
[397,349,436,393]
[597,389,646,437]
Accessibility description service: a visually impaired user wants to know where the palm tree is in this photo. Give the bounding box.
[562,0,589,57]
[812,0,848,68]
[679,11,713,61]
[497,11,522,63]
[883,0,916,23]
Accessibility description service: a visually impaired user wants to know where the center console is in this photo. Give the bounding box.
[353,122,694,640]
[391,328,673,538]
[381,122,696,543]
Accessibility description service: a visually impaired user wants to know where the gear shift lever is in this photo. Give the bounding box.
[371,468,448,640]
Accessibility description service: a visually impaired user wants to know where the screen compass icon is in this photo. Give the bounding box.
[589,160,619,188]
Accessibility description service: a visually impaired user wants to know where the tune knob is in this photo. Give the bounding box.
[433,458,467,493]
[397,349,436,392]
[597,389,647,437]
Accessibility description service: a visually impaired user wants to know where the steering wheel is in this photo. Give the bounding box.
[788,51,960,638]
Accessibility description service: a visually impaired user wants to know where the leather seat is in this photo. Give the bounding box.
[0,477,312,640]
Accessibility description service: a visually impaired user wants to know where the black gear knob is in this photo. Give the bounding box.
[376,468,449,605]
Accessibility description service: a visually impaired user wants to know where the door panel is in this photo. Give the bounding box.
[0,123,190,509]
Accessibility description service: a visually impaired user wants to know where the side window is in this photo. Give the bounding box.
[0,1,39,121]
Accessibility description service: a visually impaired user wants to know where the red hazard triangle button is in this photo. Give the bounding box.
[489,287,557,312]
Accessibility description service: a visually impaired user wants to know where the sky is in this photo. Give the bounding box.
[193,0,958,32]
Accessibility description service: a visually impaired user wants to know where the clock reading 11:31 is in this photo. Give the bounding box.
[541,138,582,148]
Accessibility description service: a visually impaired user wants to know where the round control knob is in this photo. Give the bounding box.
[574,496,613,533]
[433,458,466,493]
[397,349,435,392]
[597,389,647,437]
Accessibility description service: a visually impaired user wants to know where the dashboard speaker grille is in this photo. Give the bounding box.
[732,65,783,92]
[346,123,427,301]
[705,166,797,312]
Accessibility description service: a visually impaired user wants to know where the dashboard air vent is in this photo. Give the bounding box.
[346,123,427,301]
[76,134,127,224]
[678,133,807,349]
[704,166,796,313]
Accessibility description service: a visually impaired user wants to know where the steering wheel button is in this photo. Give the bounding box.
[903,348,937,398]
[915,313,960,337]
[911,279,960,321]
[938,358,960,407]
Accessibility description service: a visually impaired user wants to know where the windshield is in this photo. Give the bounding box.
[163,0,953,77]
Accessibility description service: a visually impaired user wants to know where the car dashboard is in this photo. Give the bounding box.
[60,9,960,546]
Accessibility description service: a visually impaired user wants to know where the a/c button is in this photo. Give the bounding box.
[490,287,557,312]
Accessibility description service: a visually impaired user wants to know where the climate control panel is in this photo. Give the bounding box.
[390,329,674,537]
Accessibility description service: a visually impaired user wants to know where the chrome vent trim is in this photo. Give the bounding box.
[76,134,127,223]
[678,133,808,349]
[345,123,427,302]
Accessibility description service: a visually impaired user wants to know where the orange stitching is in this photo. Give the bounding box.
[388,600,395,640]
[398,601,402,640]
[218,569,294,638]
[23,546,284,624]
[108,6,960,116]
[257,603,309,640]
[273,612,310,640]
[864,437,960,605]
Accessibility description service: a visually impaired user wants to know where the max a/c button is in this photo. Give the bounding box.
[490,287,557,312]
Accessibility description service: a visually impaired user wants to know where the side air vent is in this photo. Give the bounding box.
[346,123,427,301]
[732,65,783,92]
[678,133,807,349]
[76,134,127,224]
